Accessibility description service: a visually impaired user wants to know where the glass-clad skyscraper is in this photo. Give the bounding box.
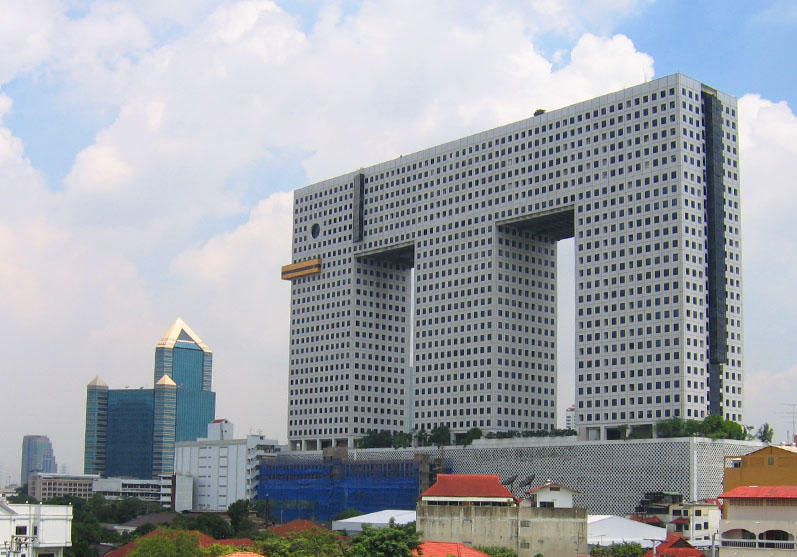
[20,435,56,485]
[84,318,215,478]
[154,318,216,443]
[106,389,154,478]
[84,377,108,475]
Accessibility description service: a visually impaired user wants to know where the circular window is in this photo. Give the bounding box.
[311,223,320,238]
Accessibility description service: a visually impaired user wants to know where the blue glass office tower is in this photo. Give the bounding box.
[154,318,215,443]
[105,389,154,478]
[20,435,56,485]
[84,377,108,475]
[83,318,215,478]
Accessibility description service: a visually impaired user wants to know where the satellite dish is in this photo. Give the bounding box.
[519,474,536,488]
[501,474,518,486]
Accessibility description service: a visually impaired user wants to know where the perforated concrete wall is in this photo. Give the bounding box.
[279,437,761,514]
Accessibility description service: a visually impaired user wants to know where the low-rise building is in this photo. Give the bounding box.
[718,485,797,554]
[525,480,579,508]
[0,499,72,556]
[724,445,797,491]
[416,474,587,557]
[665,500,721,541]
[174,420,279,511]
[642,534,703,557]
[92,476,173,506]
[28,473,98,501]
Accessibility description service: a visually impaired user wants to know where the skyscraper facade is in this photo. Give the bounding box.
[84,377,108,475]
[283,74,742,449]
[20,435,56,485]
[154,318,215,443]
[105,389,154,479]
[83,318,215,477]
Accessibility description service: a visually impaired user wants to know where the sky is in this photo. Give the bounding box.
[1,0,797,484]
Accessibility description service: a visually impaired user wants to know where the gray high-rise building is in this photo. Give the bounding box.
[283,74,742,449]
[21,435,56,485]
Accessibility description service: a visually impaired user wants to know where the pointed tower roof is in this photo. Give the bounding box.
[156,317,211,352]
[87,376,108,388]
[155,374,177,387]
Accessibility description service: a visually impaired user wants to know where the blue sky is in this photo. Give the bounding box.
[1,0,796,482]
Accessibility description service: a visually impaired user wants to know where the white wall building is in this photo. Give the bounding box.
[525,480,579,508]
[284,73,743,450]
[92,477,173,506]
[173,420,279,512]
[0,500,72,557]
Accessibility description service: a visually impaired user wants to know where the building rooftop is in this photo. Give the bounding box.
[413,542,490,557]
[155,374,176,387]
[420,474,516,499]
[719,485,797,499]
[642,534,703,557]
[525,480,580,494]
[87,376,107,387]
[156,317,210,352]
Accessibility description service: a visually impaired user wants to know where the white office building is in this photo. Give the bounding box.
[173,420,279,511]
[283,73,742,449]
[0,500,72,557]
[92,477,173,506]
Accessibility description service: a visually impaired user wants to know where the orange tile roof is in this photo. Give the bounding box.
[719,485,797,499]
[420,474,516,499]
[642,534,702,557]
[413,541,491,557]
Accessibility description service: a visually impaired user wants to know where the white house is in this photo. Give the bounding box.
[0,499,72,557]
[524,480,579,508]
[173,420,279,511]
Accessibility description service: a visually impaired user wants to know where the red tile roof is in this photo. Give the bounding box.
[104,529,253,557]
[629,515,665,526]
[719,485,797,499]
[413,541,491,557]
[268,519,326,537]
[420,474,516,499]
[225,553,264,557]
[669,517,690,524]
[642,534,702,557]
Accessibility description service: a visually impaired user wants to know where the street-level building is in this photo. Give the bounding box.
[284,73,743,449]
[718,485,797,555]
[92,476,173,506]
[174,420,279,511]
[0,500,72,557]
[665,500,721,542]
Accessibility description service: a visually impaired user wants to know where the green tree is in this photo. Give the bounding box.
[591,542,644,557]
[414,429,429,447]
[391,432,413,449]
[171,513,233,540]
[348,520,420,557]
[127,528,210,557]
[756,423,775,443]
[460,427,483,446]
[429,425,451,446]
[357,430,393,448]
[256,529,345,557]
[227,499,253,535]
[655,417,685,438]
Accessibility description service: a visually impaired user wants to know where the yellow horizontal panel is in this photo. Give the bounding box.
[281,258,322,280]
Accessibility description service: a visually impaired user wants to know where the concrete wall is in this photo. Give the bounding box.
[417,502,587,557]
[518,505,587,557]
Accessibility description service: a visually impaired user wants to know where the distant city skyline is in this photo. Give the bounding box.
[20,435,56,486]
[1,0,797,480]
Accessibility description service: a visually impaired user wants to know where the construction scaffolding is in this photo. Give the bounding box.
[258,455,447,523]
